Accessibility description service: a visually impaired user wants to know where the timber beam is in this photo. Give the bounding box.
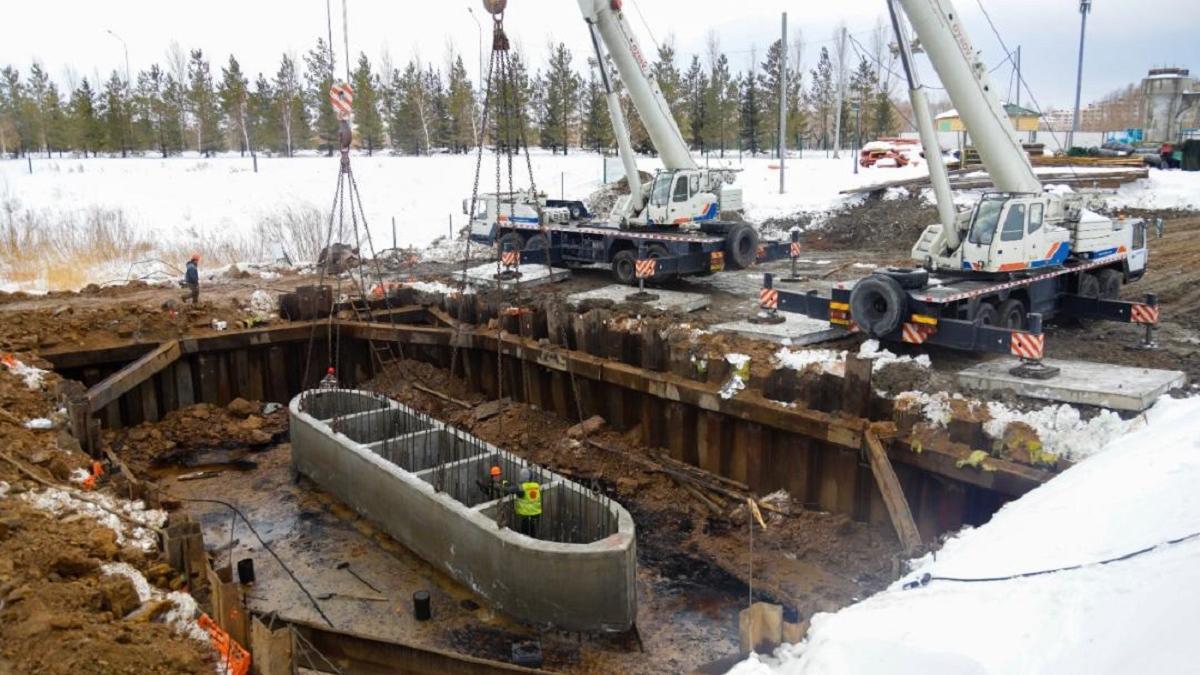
[86,340,182,412]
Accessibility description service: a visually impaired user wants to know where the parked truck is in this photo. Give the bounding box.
[467,0,787,283]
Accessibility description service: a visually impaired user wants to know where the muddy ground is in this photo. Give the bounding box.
[0,195,1195,672]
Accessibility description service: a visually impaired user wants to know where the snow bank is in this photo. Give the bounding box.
[102,562,211,644]
[1109,171,1200,211]
[729,395,1200,675]
[894,390,1132,461]
[773,340,930,377]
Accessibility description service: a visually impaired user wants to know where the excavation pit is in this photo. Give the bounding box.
[290,389,636,632]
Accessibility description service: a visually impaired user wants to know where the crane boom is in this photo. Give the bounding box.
[577,0,696,171]
[896,0,1041,194]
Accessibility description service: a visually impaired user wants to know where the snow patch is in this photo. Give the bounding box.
[2,354,48,390]
[101,563,211,644]
[21,487,166,551]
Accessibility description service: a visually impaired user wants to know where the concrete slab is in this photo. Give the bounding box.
[566,285,711,313]
[711,312,849,346]
[455,262,570,290]
[957,357,1186,412]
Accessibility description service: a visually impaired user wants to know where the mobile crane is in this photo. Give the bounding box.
[467,0,782,283]
[765,0,1157,365]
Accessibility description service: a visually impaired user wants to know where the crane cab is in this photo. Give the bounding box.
[634,168,741,229]
[957,193,1070,273]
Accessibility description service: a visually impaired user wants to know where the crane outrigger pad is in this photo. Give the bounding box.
[958,358,1185,412]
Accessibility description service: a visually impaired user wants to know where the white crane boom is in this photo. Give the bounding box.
[896,0,1041,195]
[577,0,696,171]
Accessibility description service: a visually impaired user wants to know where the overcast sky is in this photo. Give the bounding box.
[3,1,1197,111]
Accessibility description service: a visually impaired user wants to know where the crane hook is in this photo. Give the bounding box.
[481,0,506,17]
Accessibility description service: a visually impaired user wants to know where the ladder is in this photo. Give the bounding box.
[346,277,400,374]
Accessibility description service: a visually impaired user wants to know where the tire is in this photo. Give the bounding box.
[612,249,637,285]
[974,302,999,326]
[875,266,929,290]
[996,299,1027,329]
[1077,272,1101,299]
[1097,269,1123,300]
[524,234,549,251]
[724,223,759,270]
[850,274,907,337]
[497,231,524,254]
[567,203,586,220]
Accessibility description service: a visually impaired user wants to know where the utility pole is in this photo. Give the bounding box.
[779,12,787,194]
[832,25,847,159]
[467,6,483,148]
[1014,45,1022,108]
[852,99,862,174]
[1069,0,1092,151]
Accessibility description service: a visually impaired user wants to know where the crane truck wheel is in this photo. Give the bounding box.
[850,275,907,337]
[1077,272,1101,299]
[724,224,759,270]
[612,250,638,285]
[996,299,1027,329]
[974,303,999,326]
[497,232,524,254]
[875,267,929,290]
[1097,269,1122,299]
[524,234,549,251]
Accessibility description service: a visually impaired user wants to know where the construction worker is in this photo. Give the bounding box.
[507,467,542,539]
[181,254,200,303]
[476,465,506,500]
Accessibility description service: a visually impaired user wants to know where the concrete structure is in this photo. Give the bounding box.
[1140,68,1200,143]
[289,389,636,632]
[958,358,1185,412]
[712,313,848,346]
[567,285,710,313]
[456,262,570,290]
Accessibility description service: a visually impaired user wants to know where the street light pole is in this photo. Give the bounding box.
[1068,0,1092,151]
[105,29,132,157]
[467,7,483,87]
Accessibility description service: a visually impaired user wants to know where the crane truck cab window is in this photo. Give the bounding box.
[968,195,1006,245]
[1000,203,1026,242]
[672,176,689,202]
[1028,203,1044,234]
[650,174,672,206]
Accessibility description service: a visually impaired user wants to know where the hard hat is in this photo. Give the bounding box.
[518,467,531,483]
[489,465,501,477]
[190,253,200,262]
[327,366,335,375]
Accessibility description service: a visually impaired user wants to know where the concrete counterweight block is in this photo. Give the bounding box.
[289,389,637,632]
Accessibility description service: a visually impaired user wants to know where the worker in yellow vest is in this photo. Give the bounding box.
[507,467,542,539]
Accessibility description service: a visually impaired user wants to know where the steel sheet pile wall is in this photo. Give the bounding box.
[288,389,637,632]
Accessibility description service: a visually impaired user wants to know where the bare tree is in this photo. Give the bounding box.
[832,22,848,156]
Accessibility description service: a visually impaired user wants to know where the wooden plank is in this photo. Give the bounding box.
[231,349,252,401]
[176,358,196,407]
[265,347,288,403]
[197,354,220,406]
[247,349,266,402]
[86,341,182,412]
[159,363,178,414]
[697,411,724,474]
[864,428,923,554]
[216,352,233,405]
[139,380,160,423]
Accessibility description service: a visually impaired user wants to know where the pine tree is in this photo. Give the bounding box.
[740,53,766,155]
[873,89,896,138]
[759,38,804,152]
[69,79,103,157]
[273,53,308,156]
[652,41,688,140]
[42,81,66,156]
[808,47,835,149]
[351,53,384,155]
[218,55,251,155]
[682,56,707,151]
[487,50,536,152]
[445,55,477,153]
[187,49,221,155]
[304,38,338,156]
[100,71,131,156]
[848,57,877,143]
[248,74,278,153]
[581,57,613,153]
[26,63,53,155]
[161,73,187,155]
[703,53,738,157]
[540,43,580,154]
[0,67,31,156]
[393,61,427,154]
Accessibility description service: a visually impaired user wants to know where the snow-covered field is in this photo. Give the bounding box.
[730,394,1200,675]
[1,149,1197,292]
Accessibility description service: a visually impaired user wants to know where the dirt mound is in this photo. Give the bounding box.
[763,192,938,253]
[0,301,247,353]
[586,170,654,218]
[104,400,288,475]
